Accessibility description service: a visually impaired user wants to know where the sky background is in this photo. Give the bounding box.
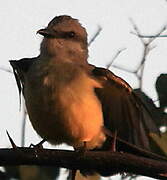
[0,0,167,179]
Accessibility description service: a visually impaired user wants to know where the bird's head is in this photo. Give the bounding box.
[37,15,88,62]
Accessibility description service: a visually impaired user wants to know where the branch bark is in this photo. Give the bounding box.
[0,147,167,179]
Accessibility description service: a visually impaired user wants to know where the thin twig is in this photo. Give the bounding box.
[111,19,167,90]
[137,26,167,42]
[21,101,27,147]
[106,48,127,69]
[132,23,167,89]
[0,67,12,73]
[112,65,135,74]
[129,18,145,45]
[138,35,167,38]
[88,25,102,46]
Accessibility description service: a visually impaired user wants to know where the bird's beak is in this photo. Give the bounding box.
[37,28,54,38]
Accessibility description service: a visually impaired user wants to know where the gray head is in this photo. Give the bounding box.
[37,15,88,62]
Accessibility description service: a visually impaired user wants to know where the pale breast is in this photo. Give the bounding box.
[58,72,106,149]
[24,61,106,149]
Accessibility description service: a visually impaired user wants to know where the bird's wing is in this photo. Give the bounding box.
[10,58,36,106]
[91,66,160,151]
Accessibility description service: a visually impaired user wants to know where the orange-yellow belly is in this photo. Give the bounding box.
[24,66,106,149]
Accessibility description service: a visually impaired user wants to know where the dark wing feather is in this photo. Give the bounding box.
[92,66,159,151]
[10,58,36,106]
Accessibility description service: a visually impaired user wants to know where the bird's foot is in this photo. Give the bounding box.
[111,131,117,152]
[102,127,117,152]
[29,139,46,149]
[75,141,87,153]
[69,141,87,180]
[29,139,46,158]
[68,169,77,180]
[6,130,17,149]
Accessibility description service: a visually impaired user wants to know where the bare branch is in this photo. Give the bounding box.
[130,21,166,44]
[147,25,166,44]
[0,67,12,73]
[88,26,102,46]
[111,19,167,90]
[137,26,167,38]
[129,18,145,45]
[133,24,166,88]
[111,65,135,74]
[21,101,27,147]
[0,148,167,179]
[106,48,127,69]
[138,35,167,38]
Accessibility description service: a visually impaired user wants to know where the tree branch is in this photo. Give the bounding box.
[0,67,12,73]
[0,148,167,179]
[21,101,27,147]
[88,26,102,46]
[109,19,167,90]
[130,21,166,89]
[106,48,127,69]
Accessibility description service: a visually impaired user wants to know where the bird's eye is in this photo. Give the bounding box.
[67,31,75,38]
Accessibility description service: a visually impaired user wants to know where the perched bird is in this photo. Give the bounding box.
[10,15,160,177]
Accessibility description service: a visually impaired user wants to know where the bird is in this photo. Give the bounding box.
[10,15,160,177]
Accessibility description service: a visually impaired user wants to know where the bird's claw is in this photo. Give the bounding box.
[69,141,87,180]
[29,139,46,149]
[102,127,117,152]
[68,169,77,180]
[111,131,117,152]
